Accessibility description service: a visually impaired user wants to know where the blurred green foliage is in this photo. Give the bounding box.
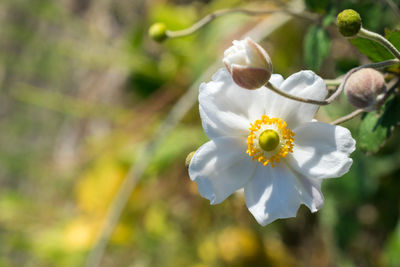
[0,0,400,266]
[359,96,400,153]
[303,25,331,71]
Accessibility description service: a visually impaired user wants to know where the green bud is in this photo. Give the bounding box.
[149,23,168,42]
[336,9,362,37]
[185,151,196,168]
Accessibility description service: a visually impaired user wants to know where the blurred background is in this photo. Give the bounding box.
[1,0,400,266]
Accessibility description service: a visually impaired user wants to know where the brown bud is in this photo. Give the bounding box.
[345,68,386,110]
[223,37,273,89]
[230,65,271,90]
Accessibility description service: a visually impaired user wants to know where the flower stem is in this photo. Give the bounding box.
[383,0,400,20]
[166,8,319,39]
[324,77,343,87]
[376,76,400,105]
[265,82,330,105]
[357,28,400,60]
[265,59,399,106]
[331,109,364,125]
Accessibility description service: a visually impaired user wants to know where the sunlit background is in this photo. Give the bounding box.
[1,0,400,266]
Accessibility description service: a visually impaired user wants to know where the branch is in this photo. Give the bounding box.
[331,109,364,125]
[166,8,319,38]
[358,28,400,60]
[265,59,400,106]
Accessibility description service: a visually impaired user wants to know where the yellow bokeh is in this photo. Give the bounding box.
[63,218,99,250]
[197,236,218,263]
[144,204,169,237]
[76,157,127,216]
[264,235,296,267]
[217,226,259,262]
[111,223,134,245]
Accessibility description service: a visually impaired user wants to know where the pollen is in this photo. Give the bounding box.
[246,115,295,167]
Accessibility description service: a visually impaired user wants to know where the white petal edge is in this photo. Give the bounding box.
[188,136,257,204]
[266,70,327,129]
[199,68,284,139]
[287,122,356,179]
[268,73,284,88]
[244,164,324,226]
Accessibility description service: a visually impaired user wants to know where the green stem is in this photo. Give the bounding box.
[358,27,400,60]
[264,59,399,106]
[265,82,330,105]
[383,0,400,20]
[166,8,319,39]
[331,109,364,125]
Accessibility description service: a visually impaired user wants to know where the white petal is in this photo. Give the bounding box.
[244,164,324,226]
[269,73,284,87]
[287,122,356,179]
[199,69,281,139]
[263,74,284,116]
[188,136,257,204]
[266,70,327,129]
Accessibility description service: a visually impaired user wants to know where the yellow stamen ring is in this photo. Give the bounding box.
[246,115,295,167]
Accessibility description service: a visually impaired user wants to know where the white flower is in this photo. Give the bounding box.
[188,68,356,226]
[223,37,273,89]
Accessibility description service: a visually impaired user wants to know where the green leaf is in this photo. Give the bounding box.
[384,30,400,73]
[322,9,336,28]
[303,25,331,71]
[359,96,400,153]
[349,37,393,62]
[382,220,400,266]
[385,29,400,51]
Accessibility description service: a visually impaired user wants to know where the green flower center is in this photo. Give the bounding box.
[258,129,280,151]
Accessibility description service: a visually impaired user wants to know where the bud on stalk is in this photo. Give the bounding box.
[149,23,168,42]
[337,9,362,37]
[223,37,273,89]
[345,68,386,111]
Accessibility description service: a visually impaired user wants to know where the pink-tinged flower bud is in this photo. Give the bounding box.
[345,68,386,111]
[223,37,273,89]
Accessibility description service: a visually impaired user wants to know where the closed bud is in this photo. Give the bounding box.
[345,68,386,110]
[223,37,273,89]
[149,23,168,42]
[185,151,196,168]
[337,9,362,37]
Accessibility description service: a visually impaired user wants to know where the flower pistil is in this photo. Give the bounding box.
[246,115,295,167]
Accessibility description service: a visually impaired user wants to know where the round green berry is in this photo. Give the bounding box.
[149,23,168,42]
[337,9,362,37]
